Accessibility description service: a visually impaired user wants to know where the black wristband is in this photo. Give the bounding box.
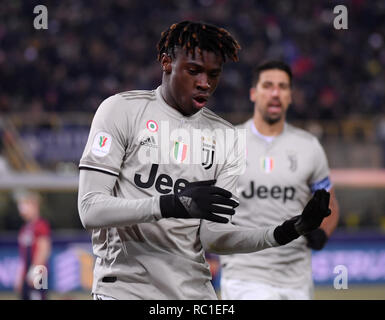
[274,216,301,245]
[159,194,190,219]
[159,194,176,218]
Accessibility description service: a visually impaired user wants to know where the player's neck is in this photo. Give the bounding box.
[253,116,285,137]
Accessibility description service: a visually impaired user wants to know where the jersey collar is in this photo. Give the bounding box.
[155,86,203,121]
[250,119,288,143]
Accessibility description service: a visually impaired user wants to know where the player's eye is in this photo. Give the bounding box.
[188,69,199,75]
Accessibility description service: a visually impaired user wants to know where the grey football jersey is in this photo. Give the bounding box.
[79,87,244,299]
[220,119,331,288]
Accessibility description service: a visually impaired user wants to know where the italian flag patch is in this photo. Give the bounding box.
[261,157,274,173]
[173,141,188,163]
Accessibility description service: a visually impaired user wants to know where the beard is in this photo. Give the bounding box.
[263,112,282,125]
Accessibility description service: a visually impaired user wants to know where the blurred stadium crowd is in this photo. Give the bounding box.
[0,0,384,119]
[0,1,385,231]
[1,1,385,300]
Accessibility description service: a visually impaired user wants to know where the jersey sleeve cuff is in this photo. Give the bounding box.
[151,195,163,221]
[267,226,279,247]
[310,176,332,193]
[79,163,119,177]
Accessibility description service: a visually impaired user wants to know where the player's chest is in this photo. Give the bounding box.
[128,115,227,171]
[18,226,35,247]
[242,139,312,183]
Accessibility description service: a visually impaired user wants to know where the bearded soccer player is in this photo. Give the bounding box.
[220,60,340,300]
[78,22,331,300]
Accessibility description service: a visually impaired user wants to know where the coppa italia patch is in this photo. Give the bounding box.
[91,132,112,157]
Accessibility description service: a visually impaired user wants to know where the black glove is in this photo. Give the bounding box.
[159,179,238,223]
[305,228,328,250]
[274,189,331,245]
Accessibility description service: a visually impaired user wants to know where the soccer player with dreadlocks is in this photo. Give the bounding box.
[78,21,331,300]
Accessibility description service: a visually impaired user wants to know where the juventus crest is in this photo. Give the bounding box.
[286,150,298,172]
[201,136,216,170]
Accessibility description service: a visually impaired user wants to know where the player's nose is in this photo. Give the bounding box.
[271,87,280,96]
[196,74,210,91]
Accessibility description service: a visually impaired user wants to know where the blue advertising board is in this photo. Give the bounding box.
[0,230,384,293]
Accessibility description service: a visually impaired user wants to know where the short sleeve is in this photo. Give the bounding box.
[79,95,129,176]
[35,219,51,238]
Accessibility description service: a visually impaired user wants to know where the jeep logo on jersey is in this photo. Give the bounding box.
[134,163,189,194]
[91,132,112,157]
[241,181,295,203]
[202,136,215,170]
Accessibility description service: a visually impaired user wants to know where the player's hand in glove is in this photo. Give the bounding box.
[305,228,328,250]
[159,179,238,223]
[273,189,331,245]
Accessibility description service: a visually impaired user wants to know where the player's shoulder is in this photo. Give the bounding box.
[201,108,236,130]
[285,123,319,143]
[36,218,50,227]
[97,89,156,114]
[35,218,51,234]
[235,118,252,130]
[116,89,156,102]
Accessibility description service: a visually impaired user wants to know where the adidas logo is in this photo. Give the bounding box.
[140,136,158,148]
[179,196,192,209]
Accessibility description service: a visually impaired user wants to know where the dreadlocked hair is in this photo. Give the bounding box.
[157,21,241,63]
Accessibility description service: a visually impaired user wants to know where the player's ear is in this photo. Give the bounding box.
[249,87,257,102]
[161,53,172,74]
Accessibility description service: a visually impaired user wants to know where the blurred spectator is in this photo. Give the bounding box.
[376,117,385,166]
[14,190,51,300]
[0,0,384,118]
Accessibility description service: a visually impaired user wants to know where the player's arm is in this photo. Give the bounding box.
[304,138,340,250]
[200,220,278,254]
[320,187,339,237]
[78,169,162,229]
[78,169,238,229]
[305,187,339,250]
[78,95,164,229]
[32,236,51,266]
[201,189,331,254]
